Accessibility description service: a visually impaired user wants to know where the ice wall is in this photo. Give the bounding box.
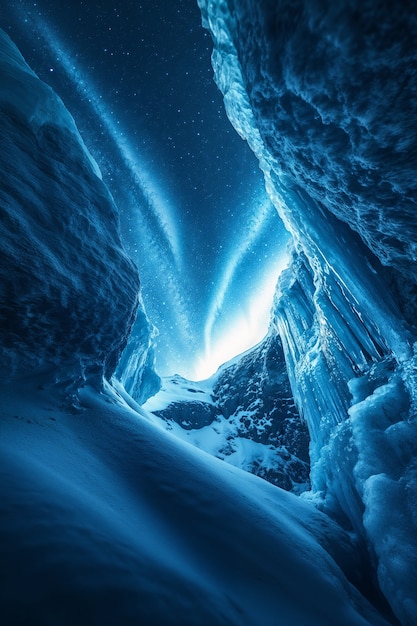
[0,29,151,388]
[198,1,417,622]
[115,299,161,404]
[199,0,417,282]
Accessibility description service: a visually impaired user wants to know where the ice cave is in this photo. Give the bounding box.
[1,1,417,625]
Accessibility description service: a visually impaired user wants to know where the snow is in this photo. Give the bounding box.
[144,335,310,493]
[148,391,286,478]
[143,374,215,411]
[0,380,390,625]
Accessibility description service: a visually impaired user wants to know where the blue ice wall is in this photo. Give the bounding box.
[115,299,161,404]
[199,2,417,622]
[0,29,144,387]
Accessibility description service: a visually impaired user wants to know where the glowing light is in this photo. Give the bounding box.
[193,253,289,380]
[203,195,274,355]
[14,5,292,381]
[24,12,183,270]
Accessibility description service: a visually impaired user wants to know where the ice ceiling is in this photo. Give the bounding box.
[1,0,290,379]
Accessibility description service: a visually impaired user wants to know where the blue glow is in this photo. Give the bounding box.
[22,12,198,360]
[204,196,277,354]
[196,252,289,380]
[5,3,290,380]
[27,15,184,272]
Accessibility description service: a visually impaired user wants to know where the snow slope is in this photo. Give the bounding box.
[0,380,391,626]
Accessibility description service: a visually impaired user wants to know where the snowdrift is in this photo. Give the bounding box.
[0,381,390,625]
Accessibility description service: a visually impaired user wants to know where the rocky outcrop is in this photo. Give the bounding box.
[148,330,310,493]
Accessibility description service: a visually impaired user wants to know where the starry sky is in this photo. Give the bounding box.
[1,0,289,379]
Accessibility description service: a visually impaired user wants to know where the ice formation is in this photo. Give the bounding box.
[197,1,417,623]
[0,26,394,625]
[115,299,161,405]
[0,28,143,386]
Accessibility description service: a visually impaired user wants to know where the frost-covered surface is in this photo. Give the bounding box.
[145,332,310,492]
[115,298,161,404]
[272,250,417,622]
[273,247,407,514]
[198,0,417,285]
[0,381,393,625]
[0,28,142,384]
[198,1,417,623]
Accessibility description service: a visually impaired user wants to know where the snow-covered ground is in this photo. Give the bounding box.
[144,374,288,482]
[0,379,391,625]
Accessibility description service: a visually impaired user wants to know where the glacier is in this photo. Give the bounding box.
[1,0,417,623]
[196,1,417,624]
[0,27,141,386]
[0,26,391,626]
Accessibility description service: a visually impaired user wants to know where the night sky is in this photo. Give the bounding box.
[1,0,289,379]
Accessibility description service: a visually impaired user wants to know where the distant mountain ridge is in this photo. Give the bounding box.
[144,330,310,493]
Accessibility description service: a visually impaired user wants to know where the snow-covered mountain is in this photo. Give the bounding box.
[2,0,417,622]
[144,330,310,493]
